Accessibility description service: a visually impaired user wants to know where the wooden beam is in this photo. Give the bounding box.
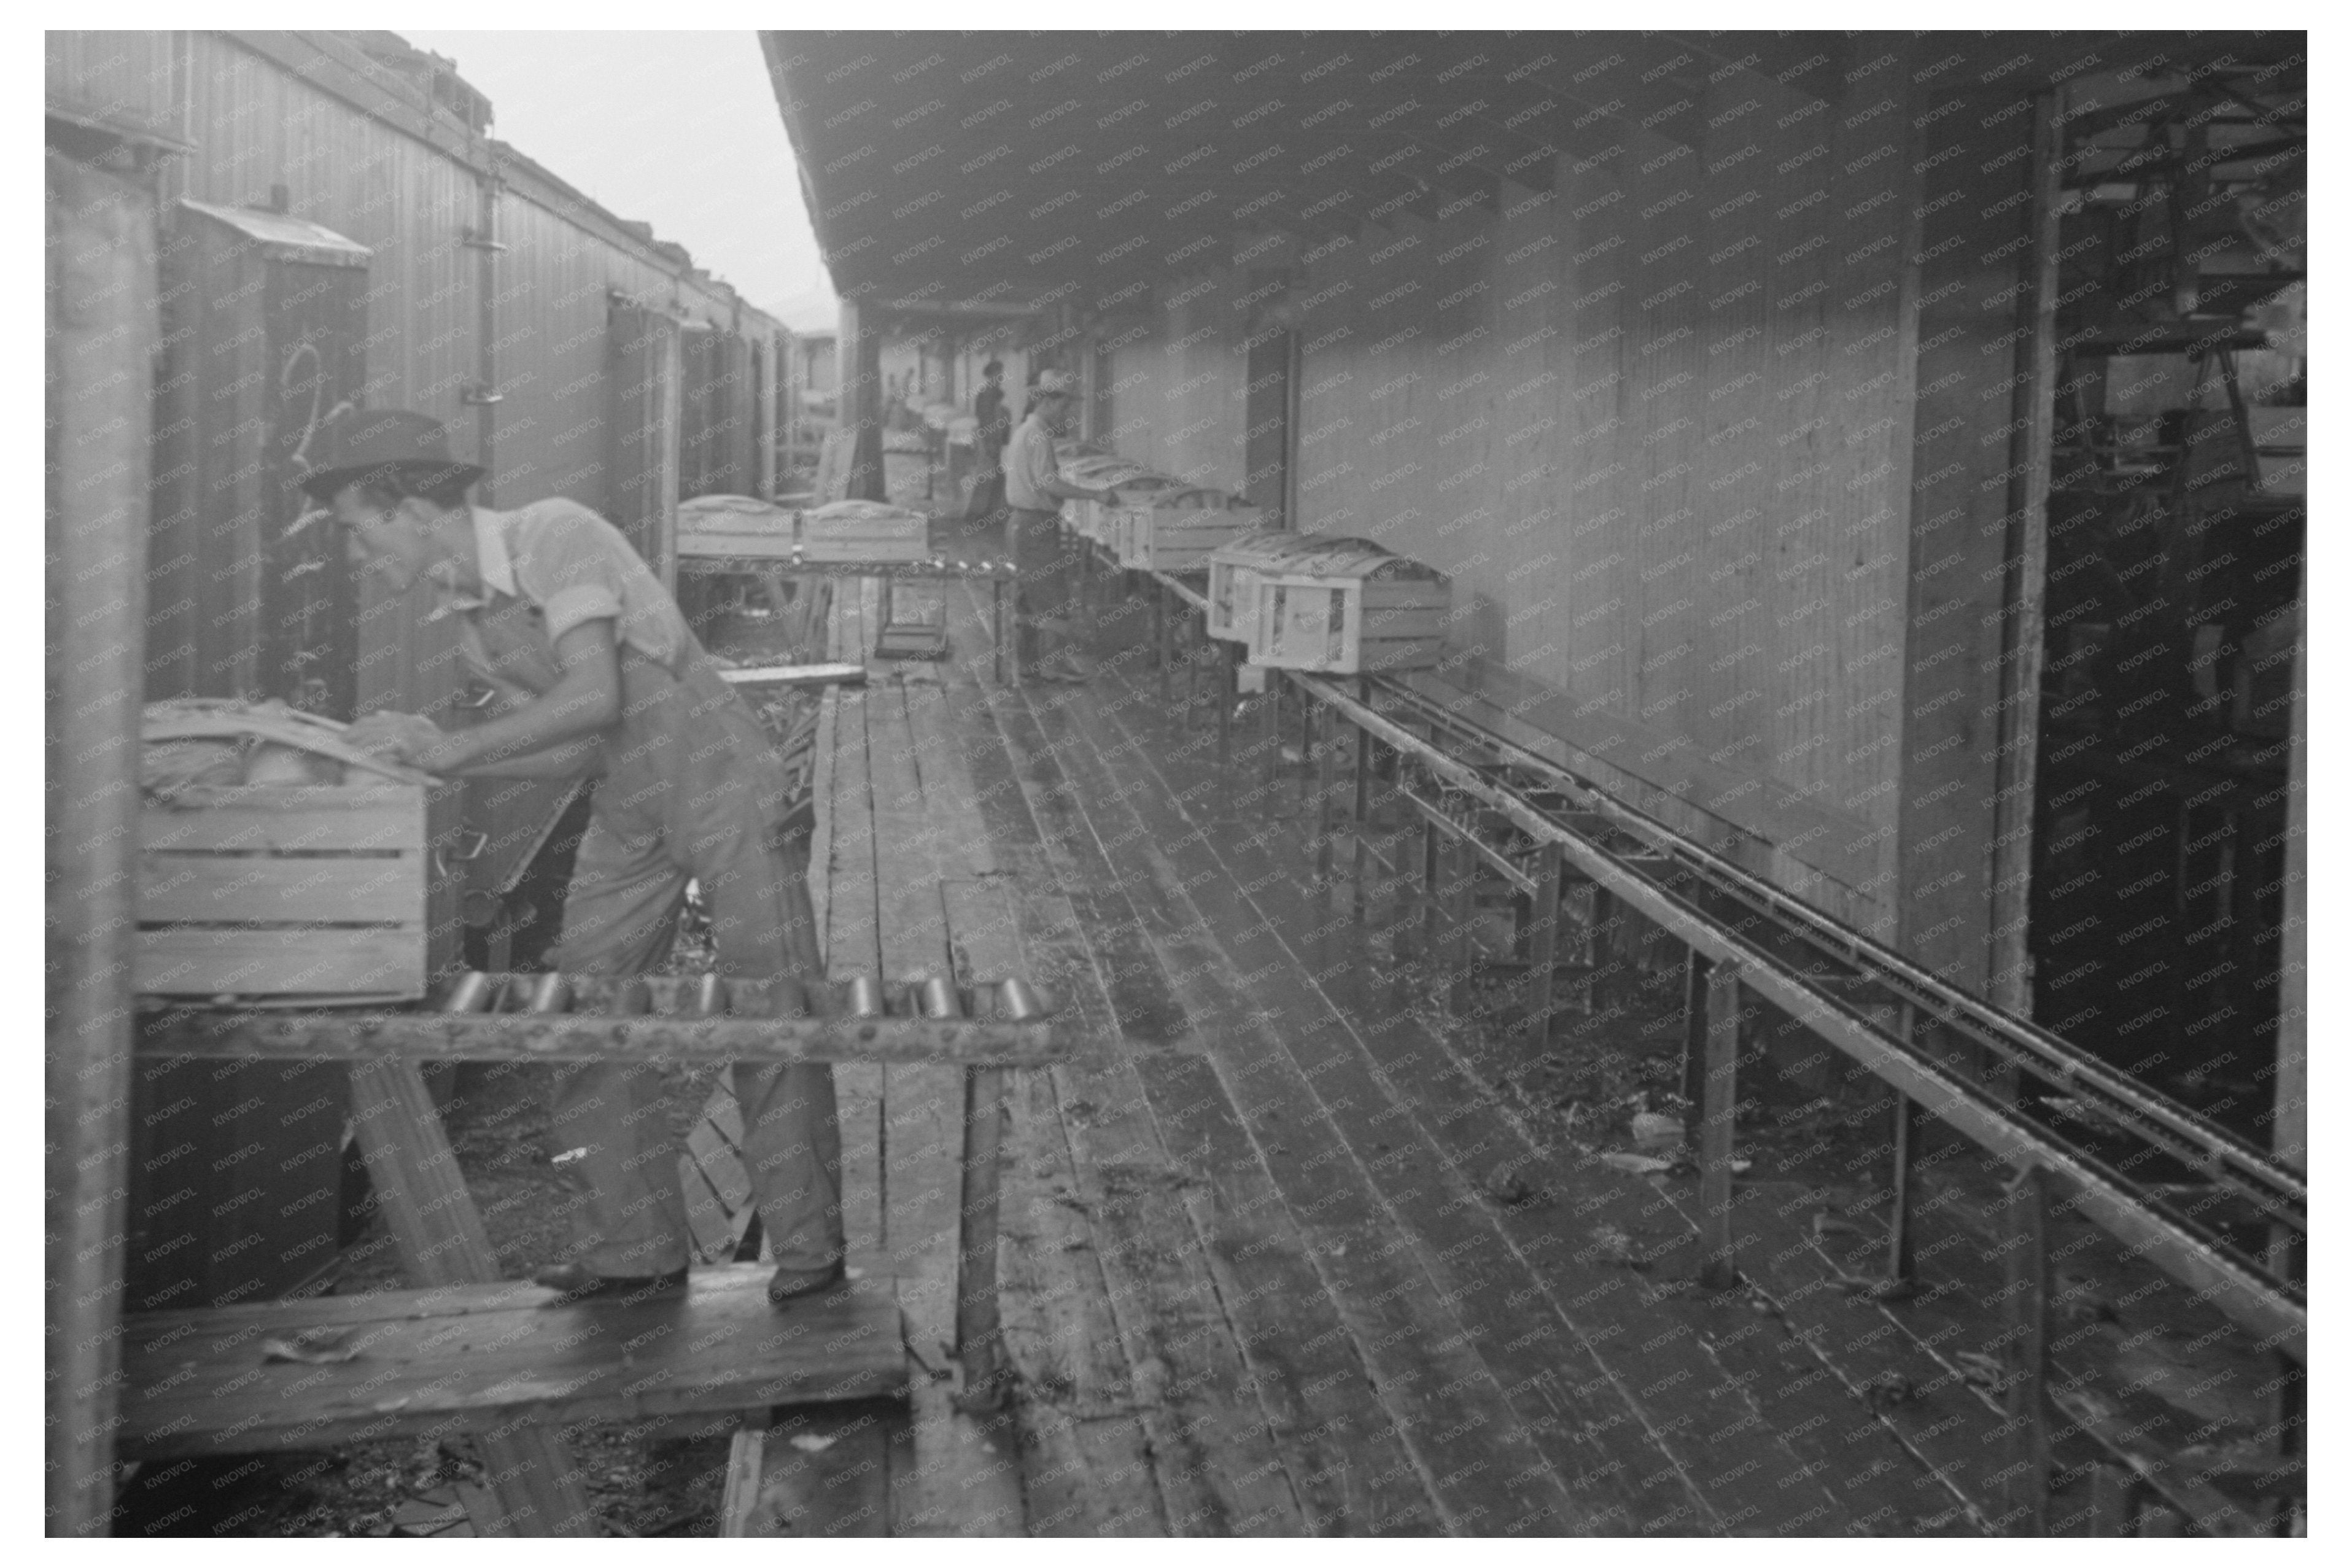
[344,1057,597,1535]
[44,144,156,1540]
[119,1265,907,1460]
[136,1004,1061,1067]
[1987,89,2065,1017]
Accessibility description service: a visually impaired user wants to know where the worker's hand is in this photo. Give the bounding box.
[346,710,457,773]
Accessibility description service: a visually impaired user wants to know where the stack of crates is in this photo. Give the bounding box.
[1248,538,1451,674]
[1114,486,1266,573]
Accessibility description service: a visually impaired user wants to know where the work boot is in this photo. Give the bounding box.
[766,1261,848,1306]
[532,1260,690,1306]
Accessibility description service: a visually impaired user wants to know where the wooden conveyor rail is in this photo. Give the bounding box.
[1118,555,2300,1534]
[1292,669,2303,1364]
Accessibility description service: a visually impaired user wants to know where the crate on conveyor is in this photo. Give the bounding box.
[1057,453,1151,541]
[800,499,934,563]
[1206,529,1364,642]
[136,701,465,1005]
[1094,473,1189,556]
[1109,486,1266,573]
[1247,539,1451,674]
[677,493,800,561]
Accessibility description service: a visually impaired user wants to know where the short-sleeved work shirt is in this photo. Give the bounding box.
[427,498,691,699]
[1003,412,1061,512]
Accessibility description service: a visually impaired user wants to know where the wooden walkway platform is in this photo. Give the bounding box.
[786,569,2035,1537]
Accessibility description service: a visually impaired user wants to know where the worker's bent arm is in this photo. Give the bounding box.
[427,619,622,776]
[443,732,603,780]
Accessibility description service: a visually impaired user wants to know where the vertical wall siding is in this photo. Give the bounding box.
[1105,279,1250,487]
[1263,60,1928,932]
[77,31,783,719]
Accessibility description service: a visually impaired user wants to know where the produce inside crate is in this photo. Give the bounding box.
[1249,541,1451,674]
[1111,486,1264,572]
[136,702,463,1004]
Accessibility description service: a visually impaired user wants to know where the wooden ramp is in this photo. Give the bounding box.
[120,1266,905,1459]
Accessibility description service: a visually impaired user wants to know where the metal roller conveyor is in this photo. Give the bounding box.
[133,970,1062,1068]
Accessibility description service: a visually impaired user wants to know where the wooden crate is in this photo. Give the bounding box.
[678,494,800,561]
[1096,474,1190,557]
[1058,455,1148,541]
[1112,488,1265,572]
[1207,529,1356,641]
[1249,541,1451,674]
[801,500,931,563]
[138,780,463,1003]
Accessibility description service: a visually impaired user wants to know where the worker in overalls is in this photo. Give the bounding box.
[1003,370,1117,681]
[305,409,844,1306]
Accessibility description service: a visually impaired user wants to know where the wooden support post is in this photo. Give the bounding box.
[1447,833,1475,976]
[45,148,155,1537]
[1698,963,1742,1290]
[1679,946,1712,1106]
[1216,643,1237,770]
[1154,581,1171,704]
[2001,1162,2052,1537]
[347,1056,596,1537]
[1526,844,1563,1046]
[1421,818,1443,961]
[2087,1463,2138,1537]
[1314,704,1340,884]
[837,299,885,503]
[954,1065,1010,1408]
[1886,1003,1926,1281]
[1588,885,1617,1015]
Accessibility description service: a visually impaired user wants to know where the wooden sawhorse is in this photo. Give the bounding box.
[120,958,1056,1536]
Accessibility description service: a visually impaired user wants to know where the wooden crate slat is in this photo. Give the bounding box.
[141,788,424,852]
[138,851,422,924]
[119,1266,907,1459]
[136,926,428,999]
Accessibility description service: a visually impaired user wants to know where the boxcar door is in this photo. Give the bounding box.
[263,253,370,715]
[608,300,683,589]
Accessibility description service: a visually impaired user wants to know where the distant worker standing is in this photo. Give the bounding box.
[312,409,845,1308]
[1003,370,1112,682]
[963,358,1011,524]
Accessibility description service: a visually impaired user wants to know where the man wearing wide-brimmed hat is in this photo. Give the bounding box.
[1003,370,1115,681]
[304,408,846,1307]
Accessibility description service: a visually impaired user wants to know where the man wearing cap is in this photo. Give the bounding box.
[309,409,845,1308]
[1003,370,1115,681]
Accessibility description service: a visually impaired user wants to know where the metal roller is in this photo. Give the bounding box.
[437,970,501,1014]
[916,975,963,1020]
[687,973,728,1017]
[523,972,572,1014]
[843,974,888,1019]
[995,977,1046,1021]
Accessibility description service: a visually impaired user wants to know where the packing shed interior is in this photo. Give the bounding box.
[766,28,2305,1145]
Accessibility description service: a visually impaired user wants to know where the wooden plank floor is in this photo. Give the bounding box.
[796,557,1998,1536]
